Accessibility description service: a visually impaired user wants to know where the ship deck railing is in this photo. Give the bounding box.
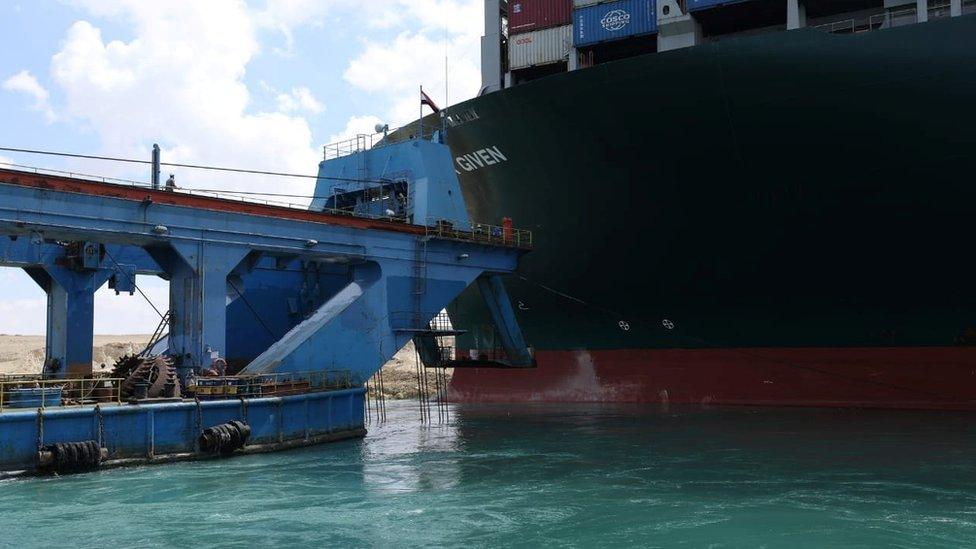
[814,1,975,34]
[389,310,464,335]
[425,218,533,249]
[0,375,123,413]
[0,164,528,245]
[0,161,320,211]
[0,163,483,233]
[322,124,440,161]
[186,369,355,400]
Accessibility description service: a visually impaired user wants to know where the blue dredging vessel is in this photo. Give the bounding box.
[0,130,533,476]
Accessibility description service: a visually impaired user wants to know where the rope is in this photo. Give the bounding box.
[365,376,371,424]
[194,397,203,451]
[95,404,105,449]
[36,407,44,454]
[0,146,386,185]
[228,279,278,340]
[0,160,400,205]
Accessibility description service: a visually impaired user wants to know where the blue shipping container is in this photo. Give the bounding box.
[686,0,752,12]
[574,0,657,47]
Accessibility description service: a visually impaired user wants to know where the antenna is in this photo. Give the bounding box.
[444,16,449,108]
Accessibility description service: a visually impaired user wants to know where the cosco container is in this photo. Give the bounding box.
[509,0,573,34]
[573,0,657,47]
[509,24,573,70]
[687,0,751,12]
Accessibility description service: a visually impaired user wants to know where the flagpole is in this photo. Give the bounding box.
[419,85,423,140]
[444,56,449,138]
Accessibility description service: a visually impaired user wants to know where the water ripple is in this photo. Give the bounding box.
[1,402,975,547]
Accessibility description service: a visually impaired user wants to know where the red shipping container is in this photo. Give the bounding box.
[508,0,573,34]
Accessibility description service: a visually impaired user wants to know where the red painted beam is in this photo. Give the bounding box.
[0,168,427,236]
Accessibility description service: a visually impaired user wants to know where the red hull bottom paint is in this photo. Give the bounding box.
[447,348,976,410]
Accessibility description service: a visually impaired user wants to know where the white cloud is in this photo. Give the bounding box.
[342,1,483,127]
[94,277,169,335]
[399,0,483,36]
[276,86,324,114]
[254,0,484,127]
[0,275,168,336]
[327,114,385,146]
[0,297,46,335]
[2,70,56,122]
[0,1,487,334]
[254,0,447,36]
[253,0,332,54]
[48,1,321,198]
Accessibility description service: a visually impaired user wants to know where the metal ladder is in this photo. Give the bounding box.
[411,236,428,329]
[357,135,368,184]
[139,310,171,357]
[411,235,434,423]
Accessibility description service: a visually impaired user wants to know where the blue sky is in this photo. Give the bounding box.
[0,0,483,334]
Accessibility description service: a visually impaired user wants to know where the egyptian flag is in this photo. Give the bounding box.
[421,88,440,113]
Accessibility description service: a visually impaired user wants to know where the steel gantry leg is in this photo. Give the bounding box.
[25,265,113,377]
[476,273,534,367]
[148,242,248,381]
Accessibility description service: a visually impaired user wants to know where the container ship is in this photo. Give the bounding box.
[420,0,976,409]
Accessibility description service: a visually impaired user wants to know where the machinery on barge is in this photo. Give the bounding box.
[0,128,533,476]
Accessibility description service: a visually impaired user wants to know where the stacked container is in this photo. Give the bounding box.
[508,1,575,70]
[573,0,658,47]
[509,0,574,33]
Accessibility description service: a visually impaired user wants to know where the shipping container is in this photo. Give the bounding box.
[686,0,752,12]
[573,0,658,47]
[572,0,603,7]
[509,0,573,34]
[509,24,573,70]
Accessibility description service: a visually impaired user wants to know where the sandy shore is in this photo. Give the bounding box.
[0,334,150,375]
[0,335,448,399]
[372,341,454,400]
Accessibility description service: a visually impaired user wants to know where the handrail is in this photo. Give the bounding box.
[185,370,355,400]
[424,217,533,249]
[0,163,411,226]
[322,133,379,160]
[321,125,442,162]
[0,162,313,210]
[0,376,123,412]
[813,18,855,34]
[816,1,967,34]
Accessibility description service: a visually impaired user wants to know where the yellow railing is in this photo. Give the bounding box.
[426,219,533,249]
[0,376,123,412]
[186,370,355,400]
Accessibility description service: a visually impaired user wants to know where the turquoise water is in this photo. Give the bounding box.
[2,402,975,547]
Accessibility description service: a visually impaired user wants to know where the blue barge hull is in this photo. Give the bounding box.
[0,388,365,475]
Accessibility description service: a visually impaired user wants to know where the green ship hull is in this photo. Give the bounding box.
[438,15,976,407]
